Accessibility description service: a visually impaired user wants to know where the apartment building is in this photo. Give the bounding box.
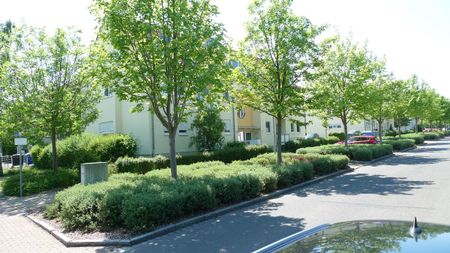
[85,92,375,156]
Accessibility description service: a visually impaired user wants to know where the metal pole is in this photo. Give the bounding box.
[19,145,23,197]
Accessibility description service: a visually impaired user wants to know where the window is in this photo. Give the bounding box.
[163,127,169,135]
[291,123,295,132]
[265,121,271,133]
[223,119,231,134]
[99,121,114,134]
[103,88,112,97]
[179,123,189,136]
[296,123,301,132]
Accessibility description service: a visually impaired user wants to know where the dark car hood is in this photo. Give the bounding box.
[253,220,450,253]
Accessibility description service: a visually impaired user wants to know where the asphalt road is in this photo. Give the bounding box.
[102,138,450,253]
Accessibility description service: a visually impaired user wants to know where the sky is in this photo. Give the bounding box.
[1,0,449,98]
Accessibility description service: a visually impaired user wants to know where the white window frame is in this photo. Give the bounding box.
[178,122,189,136]
[223,119,231,135]
[291,122,295,132]
[99,121,114,134]
[265,121,271,134]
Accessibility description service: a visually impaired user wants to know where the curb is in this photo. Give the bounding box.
[28,168,353,247]
[28,147,416,248]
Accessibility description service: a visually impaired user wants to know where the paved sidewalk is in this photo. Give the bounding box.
[0,191,100,253]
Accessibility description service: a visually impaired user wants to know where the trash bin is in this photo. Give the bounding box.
[12,155,19,166]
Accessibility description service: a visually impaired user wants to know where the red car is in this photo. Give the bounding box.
[338,135,378,145]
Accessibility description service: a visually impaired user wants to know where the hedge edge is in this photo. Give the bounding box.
[27,150,401,247]
[28,168,352,247]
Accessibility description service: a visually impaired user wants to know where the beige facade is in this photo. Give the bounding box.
[86,93,374,156]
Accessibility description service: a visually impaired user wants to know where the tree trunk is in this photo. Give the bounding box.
[342,113,348,147]
[51,126,57,171]
[378,119,383,143]
[0,160,3,177]
[415,117,419,133]
[168,131,178,179]
[276,114,283,165]
[397,118,402,138]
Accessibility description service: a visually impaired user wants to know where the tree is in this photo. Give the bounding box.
[364,63,395,142]
[406,76,433,133]
[0,20,14,176]
[92,0,229,178]
[5,26,101,171]
[190,108,225,151]
[389,78,415,137]
[233,0,322,164]
[309,35,377,146]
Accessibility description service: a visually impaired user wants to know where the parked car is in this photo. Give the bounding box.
[338,135,378,145]
[252,220,450,253]
[361,130,379,137]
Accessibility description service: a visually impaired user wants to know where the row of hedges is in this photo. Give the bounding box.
[46,160,314,232]
[296,144,393,161]
[114,144,271,174]
[233,152,349,176]
[2,169,79,196]
[382,139,415,151]
[284,136,340,152]
[31,134,137,169]
[392,134,425,145]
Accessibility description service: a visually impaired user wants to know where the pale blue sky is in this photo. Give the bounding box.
[1,0,449,97]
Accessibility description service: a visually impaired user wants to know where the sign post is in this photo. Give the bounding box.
[14,136,27,197]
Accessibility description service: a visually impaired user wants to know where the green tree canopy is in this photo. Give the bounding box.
[92,0,230,178]
[190,107,225,151]
[4,26,101,170]
[233,0,323,163]
[309,35,378,145]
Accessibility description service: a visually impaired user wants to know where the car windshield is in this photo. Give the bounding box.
[276,221,450,253]
[351,137,370,141]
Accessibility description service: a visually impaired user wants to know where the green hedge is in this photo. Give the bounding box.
[423,132,441,140]
[393,134,425,145]
[235,153,349,176]
[383,139,416,151]
[2,169,79,196]
[284,136,340,152]
[46,161,313,232]
[329,132,345,141]
[296,144,393,161]
[31,134,137,169]
[115,144,271,174]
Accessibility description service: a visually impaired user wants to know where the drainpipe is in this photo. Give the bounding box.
[232,106,236,142]
[151,112,155,157]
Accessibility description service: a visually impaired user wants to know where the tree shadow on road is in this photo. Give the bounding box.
[294,173,433,197]
[96,201,305,253]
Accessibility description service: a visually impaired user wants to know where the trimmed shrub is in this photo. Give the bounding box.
[2,169,79,196]
[351,147,372,161]
[235,152,349,176]
[383,139,415,151]
[46,160,315,232]
[284,136,340,152]
[31,134,137,169]
[115,145,271,174]
[115,155,169,174]
[329,132,345,141]
[396,134,425,145]
[423,132,440,140]
[296,144,393,161]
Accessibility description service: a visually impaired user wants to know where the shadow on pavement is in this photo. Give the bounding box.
[377,154,447,165]
[294,173,433,197]
[0,191,55,216]
[95,202,305,253]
